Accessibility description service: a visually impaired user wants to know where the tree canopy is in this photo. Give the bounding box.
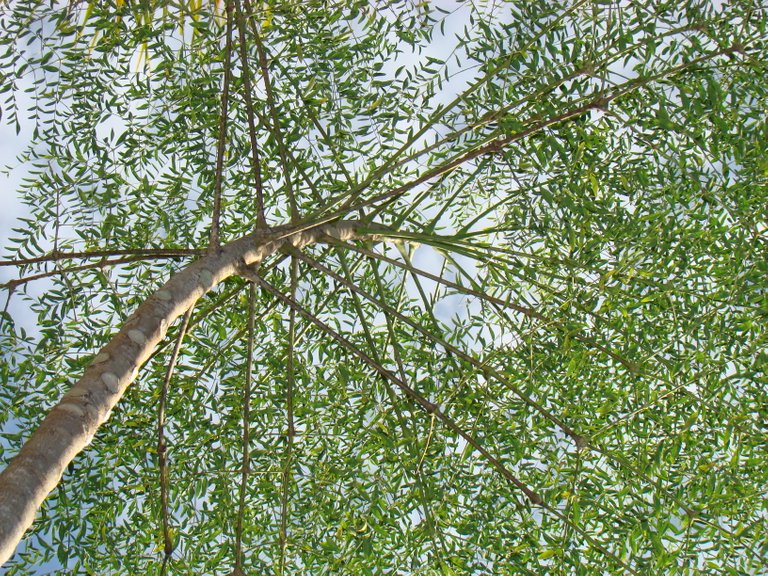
[0,0,766,574]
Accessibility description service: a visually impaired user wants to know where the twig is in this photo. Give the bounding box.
[210,0,235,251]
[335,241,636,371]
[233,0,267,228]
[335,249,451,566]
[233,283,256,571]
[249,273,639,575]
[0,248,203,267]
[248,272,541,503]
[1,255,196,291]
[157,306,194,564]
[292,250,582,443]
[277,256,297,574]
[249,8,297,221]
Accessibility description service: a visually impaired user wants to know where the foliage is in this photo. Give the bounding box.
[0,0,766,574]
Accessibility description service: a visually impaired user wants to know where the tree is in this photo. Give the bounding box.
[0,0,766,573]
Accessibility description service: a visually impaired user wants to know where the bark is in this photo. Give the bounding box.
[0,220,378,566]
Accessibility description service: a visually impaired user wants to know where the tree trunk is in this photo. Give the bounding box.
[0,221,376,565]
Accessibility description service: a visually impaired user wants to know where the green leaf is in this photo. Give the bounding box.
[0,2,765,574]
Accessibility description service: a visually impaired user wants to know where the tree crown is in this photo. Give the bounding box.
[0,0,766,574]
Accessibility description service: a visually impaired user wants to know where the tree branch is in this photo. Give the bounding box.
[233,283,255,572]
[243,0,297,221]
[233,0,267,228]
[0,220,385,565]
[293,250,582,443]
[250,272,638,575]
[336,249,450,564]
[1,255,197,291]
[246,271,542,505]
[277,256,297,574]
[0,248,202,267]
[157,306,194,563]
[306,43,743,225]
[210,0,236,250]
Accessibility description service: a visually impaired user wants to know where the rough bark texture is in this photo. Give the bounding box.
[0,221,374,565]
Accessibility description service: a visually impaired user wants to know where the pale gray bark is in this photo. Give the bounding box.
[0,221,378,565]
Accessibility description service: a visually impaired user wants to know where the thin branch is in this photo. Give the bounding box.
[344,0,592,205]
[210,0,236,251]
[337,249,451,566]
[248,271,541,504]
[305,250,697,542]
[336,235,635,371]
[243,0,297,221]
[234,283,256,571]
[349,98,601,214]
[160,554,171,576]
[358,243,745,547]
[249,272,638,575]
[233,0,267,228]
[558,451,582,571]
[0,284,14,335]
[278,256,298,574]
[333,250,743,548]
[0,248,203,267]
[418,160,489,232]
[241,3,331,213]
[158,306,194,564]
[272,57,356,188]
[392,243,443,334]
[295,250,582,443]
[303,43,743,228]
[1,255,195,291]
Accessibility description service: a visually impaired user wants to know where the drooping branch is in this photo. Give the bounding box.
[334,249,450,564]
[244,0,297,221]
[324,244,742,547]
[335,241,635,371]
[249,273,638,575]
[0,220,385,566]
[158,306,194,571]
[247,271,542,505]
[277,256,297,575]
[233,0,267,228]
[293,249,582,443]
[210,0,235,250]
[233,283,255,573]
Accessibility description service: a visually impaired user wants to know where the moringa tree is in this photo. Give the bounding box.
[0,0,766,573]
